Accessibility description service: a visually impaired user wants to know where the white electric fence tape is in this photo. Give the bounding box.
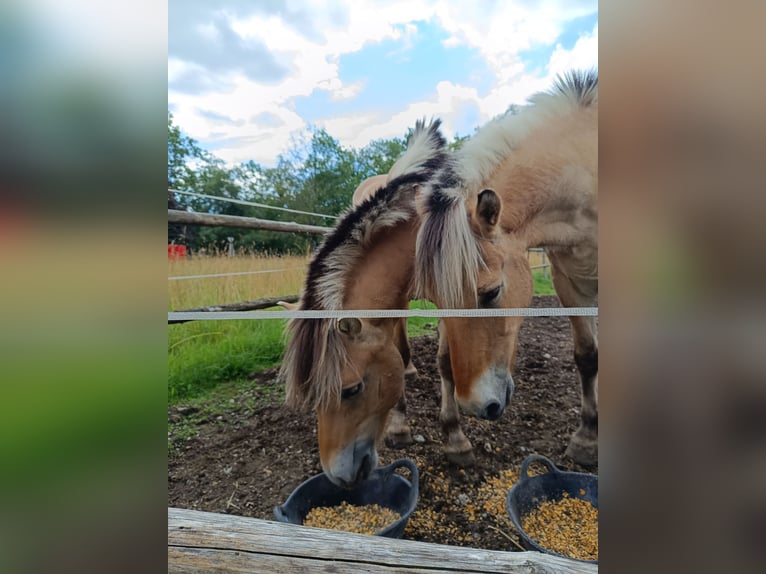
[168,307,598,322]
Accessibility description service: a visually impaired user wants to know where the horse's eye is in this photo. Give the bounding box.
[341,381,364,400]
[479,285,502,307]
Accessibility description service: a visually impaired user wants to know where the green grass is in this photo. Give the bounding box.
[168,315,287,402]
[533,270,556,295]
[407,299,438,337]
[168,272,554,405]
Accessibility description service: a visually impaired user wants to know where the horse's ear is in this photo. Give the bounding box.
[476,189,502,233]
[337,317,362,338]
[336,317,386,345]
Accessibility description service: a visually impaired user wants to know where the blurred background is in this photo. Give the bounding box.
[600,1,766,572]
[1,0,764,572]
[0,1,166,573]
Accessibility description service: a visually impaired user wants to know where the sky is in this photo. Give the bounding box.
[168,1,598,168]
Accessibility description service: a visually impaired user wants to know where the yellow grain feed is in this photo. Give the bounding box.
[304,501,400,535]
[521,493,598,561]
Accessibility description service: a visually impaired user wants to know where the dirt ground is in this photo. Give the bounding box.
[168,295,598,551]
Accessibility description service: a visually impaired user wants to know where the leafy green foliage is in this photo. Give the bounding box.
[168,112,207,190]
[168,115,433,254]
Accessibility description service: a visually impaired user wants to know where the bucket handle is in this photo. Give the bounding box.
[519,454,560,482]
[273,504,288,522]
[379,458,419,487]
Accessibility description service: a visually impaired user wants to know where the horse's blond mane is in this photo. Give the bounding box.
[415,70,598,308]
[280,118,449,411]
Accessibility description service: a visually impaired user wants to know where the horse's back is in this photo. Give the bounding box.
[351,174,389,206]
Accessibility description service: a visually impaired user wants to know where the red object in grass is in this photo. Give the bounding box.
[168,244,187,260]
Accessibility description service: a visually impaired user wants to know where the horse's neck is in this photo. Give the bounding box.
[516,169,597,250]
[342,218,418,310]
[496,166,597,284]
[483,107,596,253]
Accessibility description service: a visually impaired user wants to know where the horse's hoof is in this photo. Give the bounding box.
[404,364,418,379]
[446,449,476,467]
[565,439,598,466]
[385,431,414,449]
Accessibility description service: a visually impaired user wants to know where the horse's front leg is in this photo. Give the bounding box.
[438,321,475,466]
[385,318,414,448]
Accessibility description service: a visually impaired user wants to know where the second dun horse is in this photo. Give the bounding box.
[415,70,598,465]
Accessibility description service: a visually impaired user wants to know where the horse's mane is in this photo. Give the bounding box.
[415,70,598,308]
[280,118,448,411]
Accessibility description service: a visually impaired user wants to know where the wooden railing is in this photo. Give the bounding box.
[168,508,597,574]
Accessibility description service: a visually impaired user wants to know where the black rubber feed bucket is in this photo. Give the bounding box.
[274,458,419,538]
[506,454,598,564]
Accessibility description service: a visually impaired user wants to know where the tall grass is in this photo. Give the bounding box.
[169,253,310,310]
[168,255,555,403]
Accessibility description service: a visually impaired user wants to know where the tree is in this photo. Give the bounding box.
[295,129,357,217]
[168,112,205,191]
[449,133,470,151]
[355,137,408,179]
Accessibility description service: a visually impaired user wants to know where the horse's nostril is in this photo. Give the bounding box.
[355,453,372,483]
[485,401,503,420]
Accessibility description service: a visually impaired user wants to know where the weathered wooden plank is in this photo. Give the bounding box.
[169,547,476,574]
[168,508,597,574]
[168,209,331,236]
[168,295,299,324]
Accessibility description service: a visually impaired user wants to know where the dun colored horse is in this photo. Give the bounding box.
[414,70,598,465]
[279,120,452,487]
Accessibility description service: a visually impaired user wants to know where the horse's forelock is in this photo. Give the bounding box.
[415,193,482,309]
[281,317,345,411]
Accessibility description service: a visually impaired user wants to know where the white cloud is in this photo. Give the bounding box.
[168,0,598,167]
[431,1,595,80]
[319,80,481,149]
[328,80,365,101]
[311,22,598,152]
[546,23,598,78]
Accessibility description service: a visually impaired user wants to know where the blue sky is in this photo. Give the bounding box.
[168,1,598,167]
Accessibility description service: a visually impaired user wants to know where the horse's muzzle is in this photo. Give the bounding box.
[324,439,377,489]
[477,374,514,421]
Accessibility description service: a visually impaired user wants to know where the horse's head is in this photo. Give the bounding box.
[280,118,448,487]
[422,188,533,420]
[318,316,406,487]
[281,296,413,488]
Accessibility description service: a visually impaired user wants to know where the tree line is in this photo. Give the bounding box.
[168,113,470,255]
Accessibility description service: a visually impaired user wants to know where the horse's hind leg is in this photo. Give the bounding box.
[385,318,414,448]
[438,321,475,466]
[565,314,598,465]
[552,273,599,466]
